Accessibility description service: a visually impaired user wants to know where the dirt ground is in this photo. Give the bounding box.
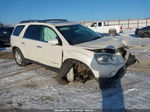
[129,58,150,74]
[0,51,13,59]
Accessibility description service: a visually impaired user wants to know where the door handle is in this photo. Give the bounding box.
[21,42,25,44]
[37,46,42,48]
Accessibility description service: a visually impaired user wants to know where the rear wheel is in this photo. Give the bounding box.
[13,48,28,66]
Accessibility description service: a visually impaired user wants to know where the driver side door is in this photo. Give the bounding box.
[36,25,62,68]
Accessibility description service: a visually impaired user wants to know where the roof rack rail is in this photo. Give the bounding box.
[20,20,46,23]
[44,19,69,22]
[20,19,69,23]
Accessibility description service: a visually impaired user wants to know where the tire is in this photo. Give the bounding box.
[66,68,74,82]
[57,59,94,84]
[142,32,150,38]
[57,59,74,84]
[13,48,28,66]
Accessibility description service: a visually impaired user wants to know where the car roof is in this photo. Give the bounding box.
[48,21,80,26]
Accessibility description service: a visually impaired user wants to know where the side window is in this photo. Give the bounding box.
[90,23,97,27]
[98,22,102,26]
[41,26,58,42]
[13,25,25,36]
[24,25,42,40]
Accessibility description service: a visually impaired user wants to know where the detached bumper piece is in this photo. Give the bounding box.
[125,53,138,67]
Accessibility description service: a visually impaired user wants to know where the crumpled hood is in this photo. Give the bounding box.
[75,37,125,50]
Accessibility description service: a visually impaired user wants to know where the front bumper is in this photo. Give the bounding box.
[98,53,137,89]
[110,53,136,80]
[98,66,126,89]
[90,52,136,79]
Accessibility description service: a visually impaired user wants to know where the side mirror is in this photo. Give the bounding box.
[48,39,59,46]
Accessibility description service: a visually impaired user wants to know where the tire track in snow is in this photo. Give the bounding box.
[0,65,41,80]
[0,70,51,94]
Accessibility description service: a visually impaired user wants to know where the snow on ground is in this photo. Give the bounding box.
[0,47,11,52]
[0,58,150,110]
[119,29,150,47]
[102,29,150,47]
[0,29,150,110]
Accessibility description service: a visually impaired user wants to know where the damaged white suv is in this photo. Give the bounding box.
[11,19,136,85]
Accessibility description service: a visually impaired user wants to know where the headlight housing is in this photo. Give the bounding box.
[95,53,124,65]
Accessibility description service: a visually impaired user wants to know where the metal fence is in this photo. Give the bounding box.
[81,18,150,29]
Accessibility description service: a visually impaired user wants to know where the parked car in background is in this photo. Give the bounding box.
[88,21,123,34]
[0,27,14,46]
[135,26,150,38]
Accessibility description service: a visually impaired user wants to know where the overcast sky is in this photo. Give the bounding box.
[0,0,150,25]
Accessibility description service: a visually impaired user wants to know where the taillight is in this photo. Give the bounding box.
[120,26,122,30]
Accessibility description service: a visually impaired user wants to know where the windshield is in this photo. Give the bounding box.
[56,24,101,45]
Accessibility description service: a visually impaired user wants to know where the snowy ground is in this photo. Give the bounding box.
[0,29,150,111]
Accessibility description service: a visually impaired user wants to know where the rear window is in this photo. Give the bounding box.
[13,25,25,36]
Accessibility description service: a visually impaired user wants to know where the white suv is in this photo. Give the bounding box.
[11,19,136,85]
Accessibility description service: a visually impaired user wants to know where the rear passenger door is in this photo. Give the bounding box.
[23,25,42,61]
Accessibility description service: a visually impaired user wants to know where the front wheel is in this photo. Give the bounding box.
[13,48,28,66]
[57,60,94,84]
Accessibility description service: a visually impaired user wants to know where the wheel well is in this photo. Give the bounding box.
[12,46,19,52]
[63,58,89,68]
[63,58,95,82]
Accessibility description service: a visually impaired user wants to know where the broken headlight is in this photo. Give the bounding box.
[95,53,124,65]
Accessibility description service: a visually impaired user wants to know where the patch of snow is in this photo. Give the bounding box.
[0,47,11,52]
